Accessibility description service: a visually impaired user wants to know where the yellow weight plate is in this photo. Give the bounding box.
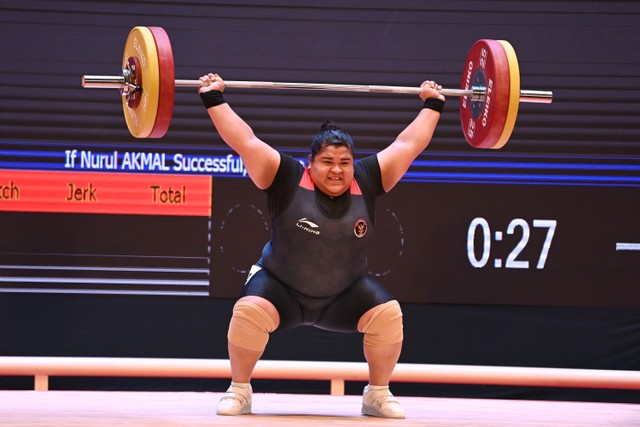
[122,26,160,138]
[492,40,520,149]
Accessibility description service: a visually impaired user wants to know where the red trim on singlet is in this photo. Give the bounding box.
[299,168,315,190]
[350,178,362,195]
[299,168,362,195]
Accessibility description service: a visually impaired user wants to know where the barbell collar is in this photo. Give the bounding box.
[82,75,125,89]
[82,75,552,104]
[519,90,554,104]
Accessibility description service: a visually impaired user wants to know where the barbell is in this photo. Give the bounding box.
[81,26,553,148]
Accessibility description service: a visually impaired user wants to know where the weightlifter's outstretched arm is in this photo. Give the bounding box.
[376,80,445,193]
[199,73,280,190]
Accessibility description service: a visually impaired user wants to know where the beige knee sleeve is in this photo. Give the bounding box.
[227,300,277,352]
[358,300,403,347]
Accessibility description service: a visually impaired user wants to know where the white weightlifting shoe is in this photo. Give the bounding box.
[216,383,252,416]
[361,384,406,419]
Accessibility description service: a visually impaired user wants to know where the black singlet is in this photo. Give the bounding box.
[240,152,395,332]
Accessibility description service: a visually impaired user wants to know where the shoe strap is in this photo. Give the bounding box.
[371,391,399,406]
[221,389,250,405]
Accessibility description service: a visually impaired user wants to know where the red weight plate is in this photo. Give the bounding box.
[459,40,511,149]
[147,27,175,138]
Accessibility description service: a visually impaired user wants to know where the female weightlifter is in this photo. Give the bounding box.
[198,73,444,419]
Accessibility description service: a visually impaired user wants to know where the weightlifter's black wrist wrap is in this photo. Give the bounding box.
[422,97,445,114]
[200,90,227,109]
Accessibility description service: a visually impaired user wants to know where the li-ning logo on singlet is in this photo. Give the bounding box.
[296,217,320,235]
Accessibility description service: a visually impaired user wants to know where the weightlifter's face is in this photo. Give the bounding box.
[309,145,354,198]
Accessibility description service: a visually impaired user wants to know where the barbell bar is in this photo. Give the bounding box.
[81,26,553,148]
[84,75,551,102]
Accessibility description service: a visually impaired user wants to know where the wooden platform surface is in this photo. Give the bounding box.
[1,391,639,426]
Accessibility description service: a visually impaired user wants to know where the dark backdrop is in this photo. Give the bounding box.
[1,1,639,402]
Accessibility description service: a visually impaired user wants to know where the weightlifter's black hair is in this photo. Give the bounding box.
[309,119,355,161]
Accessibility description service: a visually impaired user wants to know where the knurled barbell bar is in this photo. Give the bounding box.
[81,26,553,148]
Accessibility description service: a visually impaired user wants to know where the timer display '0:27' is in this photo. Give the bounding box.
[466,218,557,269]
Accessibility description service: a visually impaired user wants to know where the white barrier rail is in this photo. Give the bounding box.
[1,357,639,395]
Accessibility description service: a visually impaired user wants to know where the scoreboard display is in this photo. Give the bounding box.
[1,142,638,308]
